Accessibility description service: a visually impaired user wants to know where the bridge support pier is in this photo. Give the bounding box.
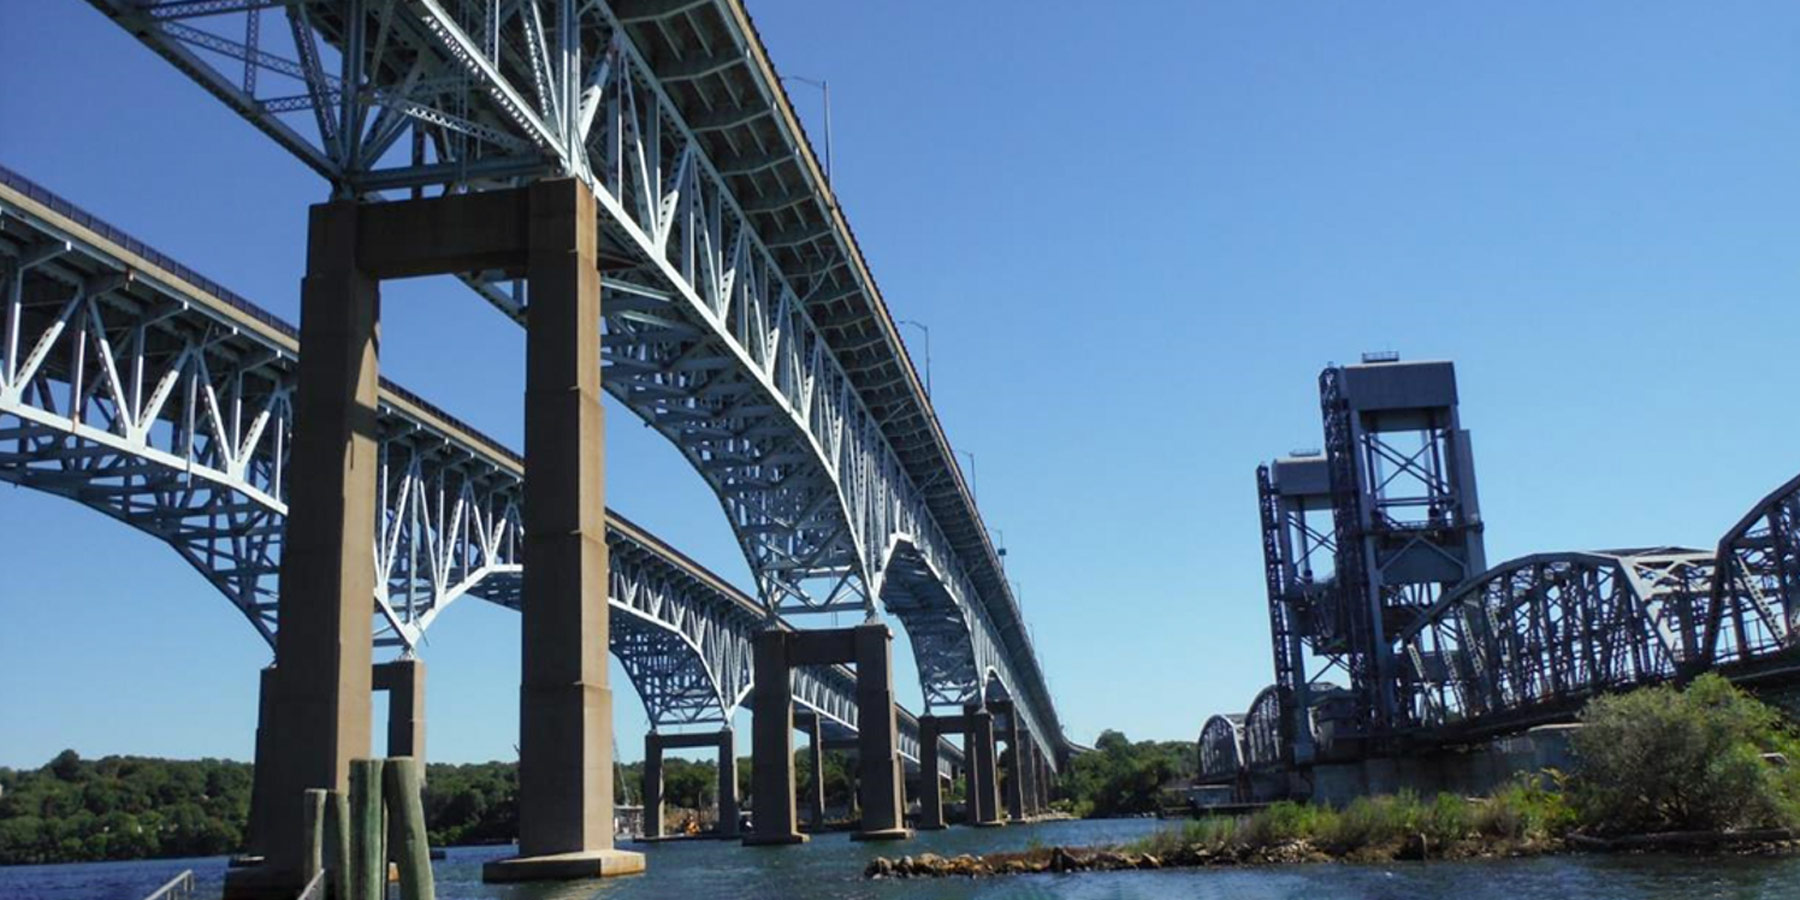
[916,716,947,830]
[745,624,911,845]
[993,701,1025,822]
[796,712,826,831]
[372,659,425,761]
[1019,738,1039,818]
[965,706,1003,827]
[227,199,380,900]
[641,728,739,839]
[746,630,805,845]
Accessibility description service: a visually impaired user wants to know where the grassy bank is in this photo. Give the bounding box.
[1130,780,1571,863]
[869,674,1800,878]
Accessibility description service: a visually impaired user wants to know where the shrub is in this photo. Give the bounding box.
[1569,674,1800,834]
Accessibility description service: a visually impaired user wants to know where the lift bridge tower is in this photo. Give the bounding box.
[1317,354,1487,745]
[1257,452,1350,767]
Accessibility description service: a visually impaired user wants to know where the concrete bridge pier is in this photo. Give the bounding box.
[916,716,947,830]
[485,179,643,882]
[993,701,1025,822]
[745,624,912,845]
[226,198,381,900]
[372,659,425,761]
[1019,738,1039,817]
[641,728,740,839]
[964,705,1003,827]
[797,712,827,830]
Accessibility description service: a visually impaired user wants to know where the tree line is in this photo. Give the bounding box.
[0,747,868,864]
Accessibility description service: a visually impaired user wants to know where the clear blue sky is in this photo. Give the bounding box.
[5,1,1800,767]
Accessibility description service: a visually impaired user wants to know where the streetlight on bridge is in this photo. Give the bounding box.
[897,318,931,397]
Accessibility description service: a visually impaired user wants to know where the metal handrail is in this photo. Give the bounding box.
[295,870,328,900]
[140,870,194,900]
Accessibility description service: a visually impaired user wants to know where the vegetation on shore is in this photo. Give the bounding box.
[874,675,1800,878]
[1051,730,1195,818]
[0,749,827,865]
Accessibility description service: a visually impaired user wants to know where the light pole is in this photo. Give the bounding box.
[897,319,930,397]
[781,75,832,186]
[958,449,978,503]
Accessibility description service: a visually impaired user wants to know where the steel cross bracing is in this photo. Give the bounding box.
[0,167,957,775]
[1393,549,1712,737]
[83,0,1065,761]
[1709,472,1800,677]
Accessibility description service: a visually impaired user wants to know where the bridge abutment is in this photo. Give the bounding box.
[993,701,1025,822]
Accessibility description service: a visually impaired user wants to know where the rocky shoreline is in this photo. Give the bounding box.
[864,828,1800,879]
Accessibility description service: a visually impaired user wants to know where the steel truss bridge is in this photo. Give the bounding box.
[0,165,961,774]
[1200,356,1800,785]
[76,0,1065,765]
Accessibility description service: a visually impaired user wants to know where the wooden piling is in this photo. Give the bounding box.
[324,791,350,900]
[383,757,435,900]
[301,789,326,887]
[349,759,385,900]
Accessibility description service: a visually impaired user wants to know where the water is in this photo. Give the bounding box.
[7,820,1799,900]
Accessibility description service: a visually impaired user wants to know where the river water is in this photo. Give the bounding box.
[6,819,1798,900]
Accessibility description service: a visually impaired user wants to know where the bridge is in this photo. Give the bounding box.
[1197,354,1800,799]
[6,0,1071,891]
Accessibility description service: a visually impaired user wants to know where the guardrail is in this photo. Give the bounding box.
[141,870,195,900]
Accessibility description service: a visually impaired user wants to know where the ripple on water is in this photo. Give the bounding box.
[6,819,1800,900]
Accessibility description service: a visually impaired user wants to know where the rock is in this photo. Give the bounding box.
[865,857,894,879]
[1397,833,1429,861]
[1138,853,1163,869]
[1049,846,1082,873]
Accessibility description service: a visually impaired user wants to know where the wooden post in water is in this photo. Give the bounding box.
[325,792,350,900]
[349,759,385,900]
[384,757,435,900]
[301,789,326,888]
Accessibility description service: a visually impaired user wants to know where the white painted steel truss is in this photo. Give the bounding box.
[0,168,955,773]
[81,0,1062,761]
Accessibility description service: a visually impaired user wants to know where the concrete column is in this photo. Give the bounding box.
[716,728,740,838]
[642,735,664,839]
[850,624,911,841]
[996,705,1024,822]
[1019,739,1038,818]
[244,666,278,859]
[231,200,380,899]
[916,717,945,830]
[745,631,805,844]
[372,659,425,760]
[967,708,1002,826]
[485,179,643,881]
[802,713,825,830]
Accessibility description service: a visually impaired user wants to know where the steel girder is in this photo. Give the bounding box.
[0,167,958,773]
[1396,549,1711,735]
[80,0,1065,764]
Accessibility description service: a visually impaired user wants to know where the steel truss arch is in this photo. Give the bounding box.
[80,0,1067,762]
[1708,472,1800,675]
[1397,549,1711,734]
[1197,715,1246,785]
